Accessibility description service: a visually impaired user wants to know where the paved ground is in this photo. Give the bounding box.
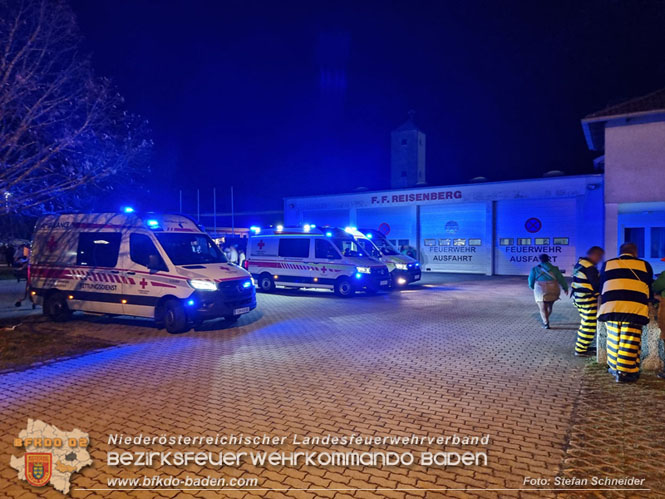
[0,274,663,498]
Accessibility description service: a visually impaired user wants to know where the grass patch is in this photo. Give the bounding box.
[0,318,117,372]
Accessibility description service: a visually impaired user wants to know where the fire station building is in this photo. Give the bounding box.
[284,90,665,276]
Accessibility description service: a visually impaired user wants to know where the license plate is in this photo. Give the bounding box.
[380,280,388,286]
[234,307,250,315]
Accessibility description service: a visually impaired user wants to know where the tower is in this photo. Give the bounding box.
[390,110,426,189]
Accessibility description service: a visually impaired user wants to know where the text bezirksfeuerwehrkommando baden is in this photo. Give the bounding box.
[106,433,490,468]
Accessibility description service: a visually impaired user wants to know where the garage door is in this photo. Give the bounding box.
[420,203,490,274]
[495,198,576,276]
[357,206,417,248]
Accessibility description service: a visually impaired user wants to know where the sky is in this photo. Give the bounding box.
[70,0,665,219]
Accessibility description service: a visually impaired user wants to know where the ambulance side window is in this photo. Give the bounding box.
[315,239,340,260]
[77,233,121,267]
[130,234,166,270]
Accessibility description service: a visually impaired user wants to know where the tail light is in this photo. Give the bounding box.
[27,263,31,285]
[242,260,249,270]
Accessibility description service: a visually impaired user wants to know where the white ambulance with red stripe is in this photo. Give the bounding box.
[245,226,390,297]
[29,212,256,333]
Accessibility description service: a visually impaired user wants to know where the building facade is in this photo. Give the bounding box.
[582,88,665,275]
[284,175,604,276]
[283,91,665,277]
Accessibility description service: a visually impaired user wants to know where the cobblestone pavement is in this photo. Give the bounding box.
[0,275,662,498]
[560,363,665,499]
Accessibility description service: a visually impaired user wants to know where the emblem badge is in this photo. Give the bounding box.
[25,453,52,487]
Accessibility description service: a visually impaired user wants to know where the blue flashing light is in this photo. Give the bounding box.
[303,224,311,232]
[122,206,135,214]
[250,226,261,234]
[344,226,357,233]
[276,224,284,232]
[186,299,195,306]
[242,280,252,288]
[325,231,333,237]
[146,219,159,227]
[310,224,316,228]
[366,233,372,238]
[355,273,362,279]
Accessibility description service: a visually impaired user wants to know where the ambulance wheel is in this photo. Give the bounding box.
[163,299,189,334]
[334,277,355,298]
[44,292,72,322]
[258,273,276,293]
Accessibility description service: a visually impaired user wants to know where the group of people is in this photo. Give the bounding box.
[1,242,30,280]
[223,243,246,267]
[529,243,665,383]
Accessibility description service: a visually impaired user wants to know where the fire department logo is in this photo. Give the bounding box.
[25,453,52,487]
[10,419,91,495]
[444,221,459,234]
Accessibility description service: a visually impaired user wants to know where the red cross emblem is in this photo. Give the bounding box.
[257,240,265,250]
[46,236,57,252]
[139,278,148,289]
[320,266,327,273]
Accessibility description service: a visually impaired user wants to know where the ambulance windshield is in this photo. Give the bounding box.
[373,237,399,256]
[356,238,382,259]
[156,233,227,265]
[332,238,364,258]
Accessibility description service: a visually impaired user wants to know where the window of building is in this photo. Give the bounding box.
[453,239,466,246]
[278,238,310,258]
[651,227,665,259]
[499,238,513,246]
[398,239,410,247]
[77,233,121,267]
[624,227,645,258]
[553,237,569,245]
[439,239,451,246]
[315,239,340,259]
[517,238,532,246]
[468,239,482,246]
[130,233,167,270]
[424,239,436,246]
[535,238,550,245]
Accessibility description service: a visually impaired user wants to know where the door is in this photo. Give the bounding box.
[73,231,124,314]
[122,232,172,317]
[311,238,344,287]
[495,198,576,275]
[277,237,311,284]
[420,203,490,274]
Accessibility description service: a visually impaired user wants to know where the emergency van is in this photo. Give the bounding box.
[29,212,256,333]
[245,226,390,297]
[352,228,422,286]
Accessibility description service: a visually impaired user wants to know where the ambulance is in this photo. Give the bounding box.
[29,212,256,333]
[352,228,421,286]
[245,226,390,297]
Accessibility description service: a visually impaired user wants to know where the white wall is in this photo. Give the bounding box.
[604,118,665,204]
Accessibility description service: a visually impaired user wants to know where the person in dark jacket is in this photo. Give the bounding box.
[528,254,568,329]
[571,246,604,357]
[598,242,654,383]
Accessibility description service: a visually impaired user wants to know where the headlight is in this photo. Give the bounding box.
[188,279,217,291]
[356,266,372,274]
[395,263,408,270]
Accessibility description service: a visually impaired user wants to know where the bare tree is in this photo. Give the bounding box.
[0,0,151,215]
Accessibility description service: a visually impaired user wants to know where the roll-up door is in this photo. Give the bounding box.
[420,203,490,274]
[495,198,576,275]
[357,206,417,247]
